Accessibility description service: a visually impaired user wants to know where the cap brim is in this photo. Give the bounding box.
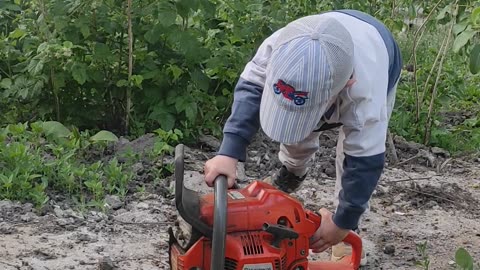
[259,84,326,144]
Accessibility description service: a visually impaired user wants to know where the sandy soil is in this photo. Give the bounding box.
[1,130,479,270]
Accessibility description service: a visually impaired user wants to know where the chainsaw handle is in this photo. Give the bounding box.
[343,230,363,269]
[211,175,228,270]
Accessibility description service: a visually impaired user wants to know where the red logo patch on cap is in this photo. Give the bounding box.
[273,79,309,106]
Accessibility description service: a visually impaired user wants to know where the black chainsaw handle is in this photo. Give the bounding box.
[211,174,228,270]
[174,144,229,269]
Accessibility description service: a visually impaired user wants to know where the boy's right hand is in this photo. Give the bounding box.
[204,155,238,188]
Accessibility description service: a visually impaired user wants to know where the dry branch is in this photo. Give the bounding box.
[388,176,432,183]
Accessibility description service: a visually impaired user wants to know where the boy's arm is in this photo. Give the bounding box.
[217,30,282,162]
[333,120,388,230]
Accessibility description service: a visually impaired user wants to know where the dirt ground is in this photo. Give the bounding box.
[1,130,479,270]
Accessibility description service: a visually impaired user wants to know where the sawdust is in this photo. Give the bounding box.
[0,131,479,270]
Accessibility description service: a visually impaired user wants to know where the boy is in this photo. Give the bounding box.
[203,9,402,265]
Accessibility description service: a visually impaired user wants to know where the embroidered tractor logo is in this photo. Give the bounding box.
[273,79,309,106]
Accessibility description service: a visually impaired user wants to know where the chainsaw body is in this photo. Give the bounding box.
[169,144,362,270]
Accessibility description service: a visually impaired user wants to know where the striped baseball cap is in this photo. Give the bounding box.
[259,15,354,144]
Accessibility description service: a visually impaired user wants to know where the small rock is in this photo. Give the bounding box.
[63,209,84,220]
[53,206,64,218]
[132,162,144,174]
[0,200,14,211]
[98,256,116,270]
[57,218,75,227]
[199,134,221,150]
[383,244,395,255]
[95,246,105,253]
[23,203,33,212]
[34,249,57,260]
[117,137,130,146]
[105,195,123,210]
[21,212,38,222]
[407,256,416,262]
[431,147,449,157]
[88,211,108,222]
[136,202,149,210]
[236,162,247,182]
[424,201,438,209]
[374,185,388,196]
[76,233,97,243]
[115,209,127,215]
[0,223,18,234]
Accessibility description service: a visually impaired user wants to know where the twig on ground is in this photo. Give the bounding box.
[0,260,20,269]
[438,158,453,173]
[403,187,456,204]
[113,220,173,226]
[393,151,422,167]
[80,255,170,266]
[387,130,399,165]
[388,176,432,183]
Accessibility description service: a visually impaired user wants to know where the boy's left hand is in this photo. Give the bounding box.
[309,208,350,253]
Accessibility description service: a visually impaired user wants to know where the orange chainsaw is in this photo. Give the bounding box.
[168,144,363,270]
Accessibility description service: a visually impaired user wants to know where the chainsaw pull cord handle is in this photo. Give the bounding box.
[211,175,228,270]
[343,231,363,269]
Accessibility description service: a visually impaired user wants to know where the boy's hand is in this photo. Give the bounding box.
[204,155,238,188]
[309,208,350,253]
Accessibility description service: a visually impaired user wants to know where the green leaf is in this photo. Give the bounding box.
[131,75,144,88]
[90,130,119,142]
[149,106,176,131]
[168,65,183,81]
[158,2,177,26]
[200,0,216,17]
[471,7,480,27]
[455,248,474,270]
[453,27,476,53]
[42,121,71,138]
[175,95,190,113]
[175,0,200,19]
[436,4,451,21]
[52,72,66,90]
[9,28,26,39]
[160,113,175,131]
[0,78,12,89]
[116,79,128,87]
[71,62,88,85]
[453,20,468,35]
[27,58,44,75]
[80,24,90,38]
[0,3,21,11]
[94,43,113,61]
[463,117,480,128]
[168,31,209,62]
[185,102,197,122]
[469,44,480,74]
[191,69,210,90]
[63,41,73,49]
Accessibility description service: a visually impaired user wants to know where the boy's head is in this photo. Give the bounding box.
[260,15,354,144]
